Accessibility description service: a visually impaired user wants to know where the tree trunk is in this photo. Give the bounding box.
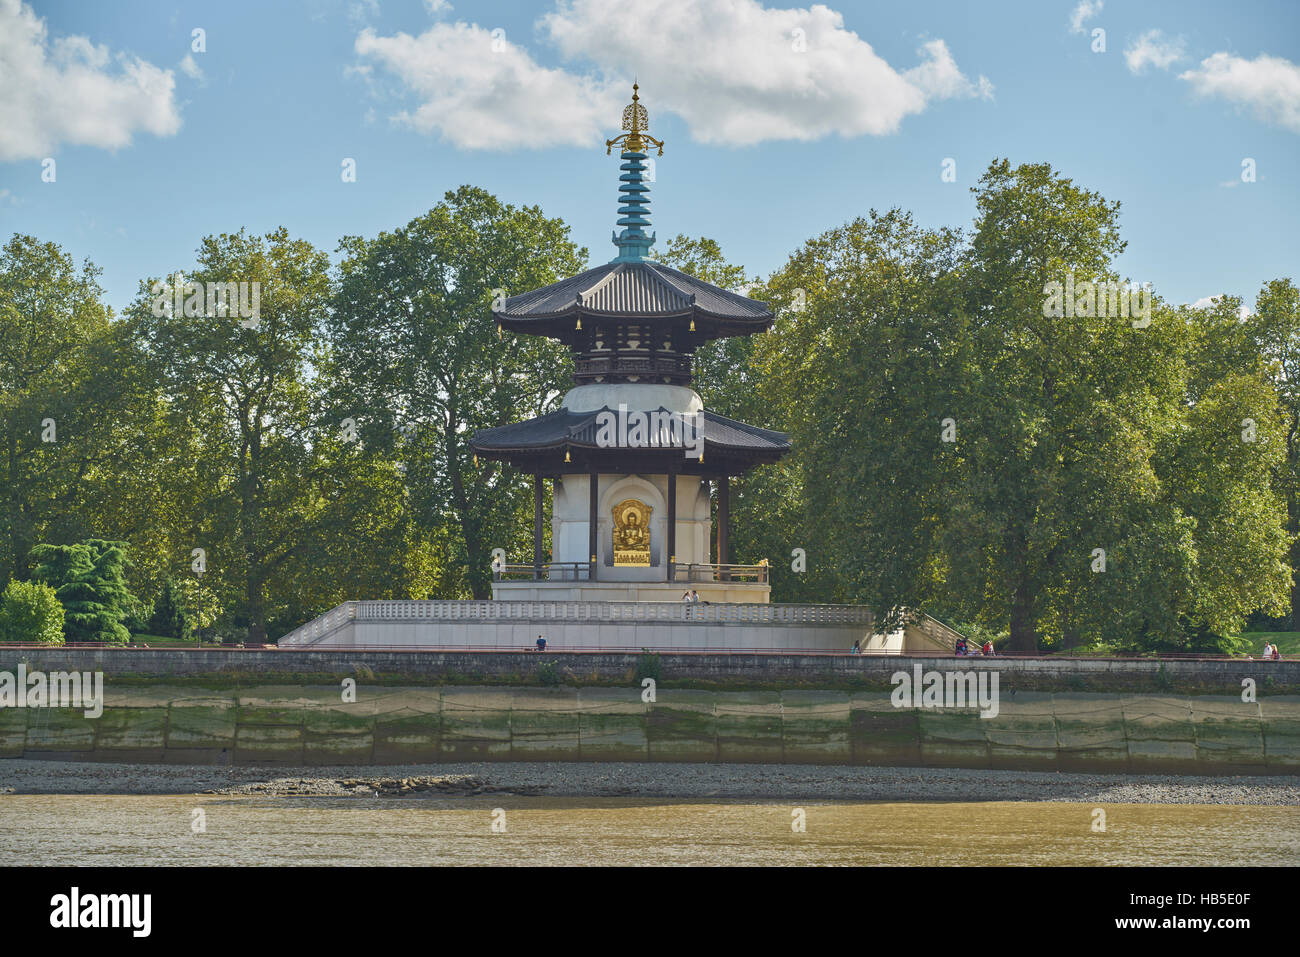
[4,429,21,585]
[1008,575,1038,652]
[1289,494,1300,631]
[464,516,491,600]
[1006,532,1038,653]
[239,417,267,642]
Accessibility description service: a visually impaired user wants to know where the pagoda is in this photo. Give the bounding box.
[471,85,791,602]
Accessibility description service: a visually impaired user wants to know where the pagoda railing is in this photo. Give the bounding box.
[573,354,692,383]
[493,562,592,582]
[490,561,768,584]
[668,562,768,584]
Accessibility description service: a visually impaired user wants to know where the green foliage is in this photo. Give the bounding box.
[948,621,1007,652]
[0,235,149,587]
[2,170,1296,655]
[0,579,65,644]
[148,576,190,640]
[535,660,560,686]
[635,651,662,684]
[127,227,413,641]
[734,160,1292,653]
[1247,278,1300,629]
[325,186,588,599]
[29,539,135,644]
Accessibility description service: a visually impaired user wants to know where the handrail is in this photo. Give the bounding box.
[669,562,768,584]
[911,612,967,652]
[493,562,592,582]
[279,600,358,647]
[491,561,769,584]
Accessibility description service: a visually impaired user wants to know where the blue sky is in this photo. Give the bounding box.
[1,0,1297,313]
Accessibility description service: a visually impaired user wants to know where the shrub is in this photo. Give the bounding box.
[635,650,662,684]
[536,661,560,686]
[0,580,66,645]
[29,539,135,644]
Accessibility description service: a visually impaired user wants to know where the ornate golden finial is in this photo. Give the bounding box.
[606,82,664,156]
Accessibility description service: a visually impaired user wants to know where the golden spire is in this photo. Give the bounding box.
[606,83,664,156]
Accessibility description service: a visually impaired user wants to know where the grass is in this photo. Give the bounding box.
[1240,631,1300,656]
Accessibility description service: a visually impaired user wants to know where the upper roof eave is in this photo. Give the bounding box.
[493,260,773,324]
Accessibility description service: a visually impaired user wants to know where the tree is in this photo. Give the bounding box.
[29,539,134,644]
[148,576,189,640]
[326,186,588,598]
[740,161,1290,651]
[657,235,757,410]
[0,234,148,586]
[748,210,967,615]
[1248,278,1300,628]
[0,579,65,644]
[129,228,405,641]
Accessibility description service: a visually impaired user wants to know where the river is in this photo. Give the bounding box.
[2,795,1296,865]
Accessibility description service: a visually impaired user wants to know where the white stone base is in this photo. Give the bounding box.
[278,601,960,655]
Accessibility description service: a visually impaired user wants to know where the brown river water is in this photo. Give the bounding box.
[2,796,1297,865]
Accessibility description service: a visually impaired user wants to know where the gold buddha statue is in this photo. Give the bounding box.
[612,498,652,565]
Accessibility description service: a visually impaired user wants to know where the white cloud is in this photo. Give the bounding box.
[1069,0,1102,35]
[357,0,992,149]
[1180,51,1300,132]
[543,0,990,145]
[0,0,181,161]
[905,39,994,102]
[348,0,380,24]
[1124,29,1185,74]
[179,53,204,81]
[354,21,617,149]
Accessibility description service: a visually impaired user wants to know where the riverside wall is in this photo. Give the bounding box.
[0,648,1297,773]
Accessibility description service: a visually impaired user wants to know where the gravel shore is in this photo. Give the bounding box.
[2,758,1299,804]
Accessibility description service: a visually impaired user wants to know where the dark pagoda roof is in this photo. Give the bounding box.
[496,260,773,340]
[472,406,790,476]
